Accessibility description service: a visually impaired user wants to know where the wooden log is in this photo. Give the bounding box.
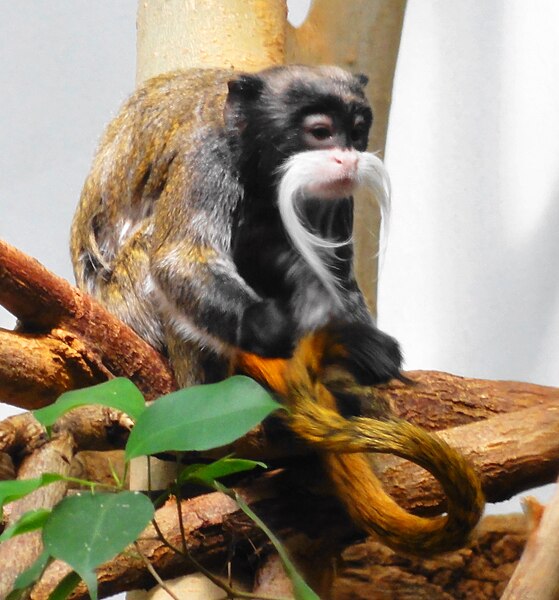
[333,514,528,600]
[0,433,75,599]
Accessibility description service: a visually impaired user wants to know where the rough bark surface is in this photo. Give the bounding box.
[0,433,75,598]
[0,239,175,407]
[333,515,528,600]
[388,370,559,428]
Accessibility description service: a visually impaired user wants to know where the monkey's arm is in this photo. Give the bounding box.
[151,239,292,356]
[150,139,294,358]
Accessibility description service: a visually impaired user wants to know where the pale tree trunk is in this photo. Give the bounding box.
[500,480,559,600]
[136,0,287,84]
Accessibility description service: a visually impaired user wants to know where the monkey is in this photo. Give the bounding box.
[71,65,484,554]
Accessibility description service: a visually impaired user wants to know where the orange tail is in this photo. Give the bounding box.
[234,332,484,555]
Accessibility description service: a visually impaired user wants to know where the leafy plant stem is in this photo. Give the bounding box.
[133,542,181,600]
[59,475,119,493]
[109,458,127,489]
[184,549,290,600]
[151,518,185,557]
[175,455,188,555]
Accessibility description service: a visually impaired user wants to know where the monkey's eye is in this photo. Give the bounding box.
[302,114,335,147]
[310,126,333,141]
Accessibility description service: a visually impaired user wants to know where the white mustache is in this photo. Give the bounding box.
[276,149,391,305]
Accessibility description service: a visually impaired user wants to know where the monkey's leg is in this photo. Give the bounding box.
[164,324,229,387]
[88,230,166,351]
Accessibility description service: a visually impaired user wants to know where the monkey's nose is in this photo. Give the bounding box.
[332,149,359,172]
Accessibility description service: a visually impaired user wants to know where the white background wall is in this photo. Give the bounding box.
[379,1,559,390]
[377,1,559,511]
[1,0,557,570]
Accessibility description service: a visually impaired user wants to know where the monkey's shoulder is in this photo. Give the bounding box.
[123,69,234,128]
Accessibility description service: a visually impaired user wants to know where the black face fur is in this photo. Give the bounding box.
[224,65,373,191]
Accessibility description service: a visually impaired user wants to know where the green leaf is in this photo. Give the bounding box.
[7,550,51,599]
[0,474,64,511]
[34,378,145,427]
[178,457,266,486]
[126,376,282,460]
[48,571,82,600]
[0,508,51,542]
[43,491,154,600]
[216,483,320,600]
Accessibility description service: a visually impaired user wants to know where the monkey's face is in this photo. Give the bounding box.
[224,65,373,196]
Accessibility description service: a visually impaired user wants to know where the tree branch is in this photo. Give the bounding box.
[0,239,175,405]
[2,241,559,598]
[375,402,559,511]
[0,328,106,409]
[31,474,532,600]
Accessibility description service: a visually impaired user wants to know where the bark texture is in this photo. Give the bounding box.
[0,433,75,598]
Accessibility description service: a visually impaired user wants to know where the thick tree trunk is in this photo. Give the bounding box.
[136,0,287,84]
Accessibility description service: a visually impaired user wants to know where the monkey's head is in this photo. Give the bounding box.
[224,65,390,301]
[224,65,372,191]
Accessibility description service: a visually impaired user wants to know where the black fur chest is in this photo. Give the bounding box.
[232,203,297,300]
[232,195,355,302]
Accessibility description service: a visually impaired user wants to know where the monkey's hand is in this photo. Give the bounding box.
[323,322,403,385]
[238,299,296,358]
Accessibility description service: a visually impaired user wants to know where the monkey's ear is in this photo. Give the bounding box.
[224,74,265,131]
[227,74,265,98]
[355,73,369,88]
